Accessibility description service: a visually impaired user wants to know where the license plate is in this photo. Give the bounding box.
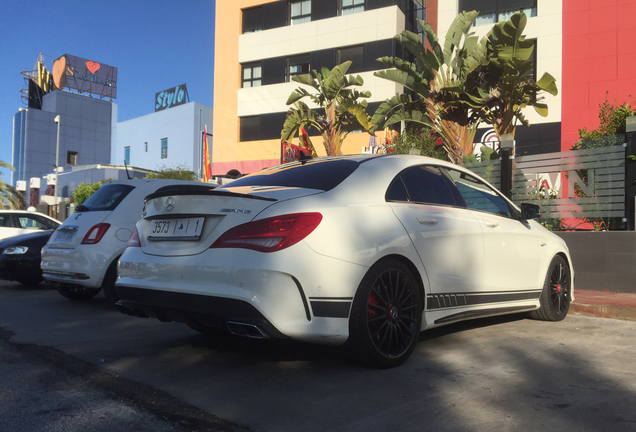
[147,217,204,240]
[55,230,76,243]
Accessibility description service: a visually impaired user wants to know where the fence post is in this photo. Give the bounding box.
[626,116,636,230]
[500,134,515,199]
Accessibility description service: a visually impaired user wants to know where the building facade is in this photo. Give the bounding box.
[12,90,115,199]
[213,0,427,175]
[113,101,213,178]
[214,0,636,168]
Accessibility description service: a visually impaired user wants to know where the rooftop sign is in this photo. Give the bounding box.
[155,84,189,111]
[52,54,118,98]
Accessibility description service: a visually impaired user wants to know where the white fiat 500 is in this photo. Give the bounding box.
[41,179,213,303]
[115,155,574,368]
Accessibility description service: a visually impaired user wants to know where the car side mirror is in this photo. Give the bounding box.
[520,203,541,220]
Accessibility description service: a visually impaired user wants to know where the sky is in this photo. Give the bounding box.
[0,0,216,182]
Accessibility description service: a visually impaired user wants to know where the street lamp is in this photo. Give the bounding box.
[54,115,60,217]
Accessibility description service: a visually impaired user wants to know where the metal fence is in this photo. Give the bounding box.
[511,145,626,219]
[462,144,627,221]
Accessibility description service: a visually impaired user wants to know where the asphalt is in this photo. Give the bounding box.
[572,289,636,321]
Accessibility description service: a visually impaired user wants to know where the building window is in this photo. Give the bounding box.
[458,0,537,26]
[337,46,364,73]
[287,54,311,82]
[240,116,261,142]
[161,138,168,159]
[340,0,365,16]
[144,142,148,152]
[242,6,263,33]
[124,146,130,165]
[242,63,262,88]
[67,151,78,165]
[290,0,311,25]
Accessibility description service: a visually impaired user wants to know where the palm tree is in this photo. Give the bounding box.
[281,61,372,156]
[0,162,27,209]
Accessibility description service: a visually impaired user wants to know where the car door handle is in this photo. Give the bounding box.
[417,216,438,225]
[484,221,499,228]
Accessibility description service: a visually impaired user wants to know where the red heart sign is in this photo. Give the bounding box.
[86,60,101,74]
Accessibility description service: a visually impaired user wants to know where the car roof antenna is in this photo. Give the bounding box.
[124,160,132,179]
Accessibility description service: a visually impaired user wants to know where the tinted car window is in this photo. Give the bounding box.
[0,214,13,227]
[444,168,512,218]
[78,184,135,212]
[227,159,360,191]
[389,166,457,206]
[386,177,409,202]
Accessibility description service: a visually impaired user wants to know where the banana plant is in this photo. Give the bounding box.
[371,11,489,163]
[477,12,558,138]
[281,61,372,156]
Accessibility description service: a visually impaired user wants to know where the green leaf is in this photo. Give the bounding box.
[536,72,558,96]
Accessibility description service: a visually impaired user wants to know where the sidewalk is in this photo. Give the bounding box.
[571,289,636,321]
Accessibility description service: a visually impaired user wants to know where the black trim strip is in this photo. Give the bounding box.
[292,276,311,321]
[434,306,537,325]
[310,301,351,318]
[307,297,353,300]
[427,290,541,310]
[145,187,277,203]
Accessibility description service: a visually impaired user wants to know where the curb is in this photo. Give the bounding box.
[570,303,636,322]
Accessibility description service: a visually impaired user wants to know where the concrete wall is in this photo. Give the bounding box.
[556,232,636,294]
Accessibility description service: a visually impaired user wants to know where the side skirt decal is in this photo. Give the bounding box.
[434,306,537,325]
[427,290,541,310]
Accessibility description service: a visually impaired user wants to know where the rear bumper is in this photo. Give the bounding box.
[116,286,288,339]
[116,245,367,344]
[41,243,121,288]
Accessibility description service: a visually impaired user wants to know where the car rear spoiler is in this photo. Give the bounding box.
[145,185,277,203]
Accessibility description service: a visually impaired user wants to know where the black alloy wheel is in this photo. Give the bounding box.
[531,255,571,321]
[349,259,422,368]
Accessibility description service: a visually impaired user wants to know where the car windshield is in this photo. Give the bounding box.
[77,184,135,212]
[227,159,360,191]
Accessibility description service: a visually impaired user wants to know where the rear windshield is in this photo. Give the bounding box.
[77,184,135,212]
[227,159,360,191]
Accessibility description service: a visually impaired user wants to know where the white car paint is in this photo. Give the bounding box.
[0,210,60,240]
[115,155,574,367]
[41,179,212,291]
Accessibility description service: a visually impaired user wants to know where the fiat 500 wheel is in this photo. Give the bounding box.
[348,259,422,368]
[530,255,571,321]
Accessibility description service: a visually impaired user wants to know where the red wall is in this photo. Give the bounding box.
[561,0,636,150]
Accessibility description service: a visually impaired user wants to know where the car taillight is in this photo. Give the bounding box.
[127,226,140,248]
[81,223,110,244]
[210,213,322,253]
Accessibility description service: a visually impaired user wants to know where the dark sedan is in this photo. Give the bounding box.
[0,230,54,285]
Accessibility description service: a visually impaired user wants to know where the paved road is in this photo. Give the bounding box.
[1,280,636,432]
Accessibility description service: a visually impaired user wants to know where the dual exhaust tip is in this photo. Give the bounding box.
[226,321,269,339]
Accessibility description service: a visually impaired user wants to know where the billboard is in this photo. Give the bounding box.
[52,54,118,98]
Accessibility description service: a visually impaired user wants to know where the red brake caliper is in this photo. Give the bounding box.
[368,294,378,318]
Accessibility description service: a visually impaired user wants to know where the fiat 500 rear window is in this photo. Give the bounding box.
[76,184,135,212]
[228,159,360,191]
